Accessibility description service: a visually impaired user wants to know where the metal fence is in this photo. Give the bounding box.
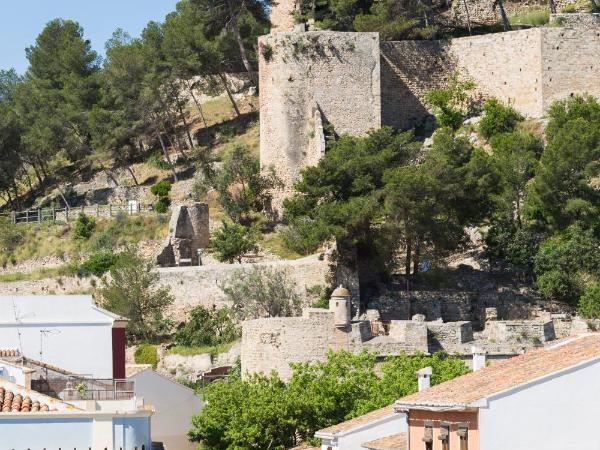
[5,203,155,225]
[31,378,135,401]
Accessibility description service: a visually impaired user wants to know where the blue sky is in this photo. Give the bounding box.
[0,0,179,74]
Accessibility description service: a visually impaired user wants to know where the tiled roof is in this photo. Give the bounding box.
[0,349,20,358]
[316,406,395,436]
[0,387,50,412]
[396,334,600,409]
[362,433,407,450]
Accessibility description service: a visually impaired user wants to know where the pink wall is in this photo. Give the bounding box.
[408,409,479,450]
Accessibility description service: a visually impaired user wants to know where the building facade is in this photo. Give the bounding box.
[0,295,127,378]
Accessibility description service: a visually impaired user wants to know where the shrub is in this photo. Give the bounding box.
[146,152,171,171]
[220,265,302,320]
[479,98,523,138]
[73,213,96,240]
[79,252,119,277]
[425,75,476,130]
[579,283,600,319]
[0,218,23,255]
[134,344,159,369]
[150,181,172,198]
[209,221,259,263]
[175,306,240,347]
[154,196,171,214]
[536,269,582,302]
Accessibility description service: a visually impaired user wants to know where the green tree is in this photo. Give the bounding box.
[211,145,281,223]
[175,305,239,347]
[384,128,499,274]
[425,76,476,130]
[479,98,523,139]
[209,221,259,263]
[21,19,100,168]
[354,0,440,39]
[490,131,542,227]
[284,127,420,271]
[219,265,301,320]
[190,350,468,449]
[579,283,600,319]
[99,249,174,342]
[525,96,600,231]
[73,213,96,240]
[533,226,600,303]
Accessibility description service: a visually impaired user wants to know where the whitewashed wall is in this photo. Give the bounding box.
[480,358,600,450]
[0,322,114,378]
[131,369,203,450]
[319,414,407,450]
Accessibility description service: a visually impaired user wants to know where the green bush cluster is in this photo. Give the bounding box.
[190,350,468,449]
[134,344,159,369]
[79,252,119,277]
[146,152,172,171]
[73,213,96,240]
[151,181,172,214]
[174,306,239,348]
[479,98,523,138]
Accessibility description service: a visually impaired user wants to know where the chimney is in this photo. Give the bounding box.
[417,366,432,392]
[472,346,487,371]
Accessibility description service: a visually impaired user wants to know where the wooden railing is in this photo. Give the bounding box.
[5,203,155,225]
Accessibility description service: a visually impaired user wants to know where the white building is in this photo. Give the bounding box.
[0,295,127,378]
[315,406,407,450]
[387,333,600,450]
[0,361,152,450]
[128,365,204,450]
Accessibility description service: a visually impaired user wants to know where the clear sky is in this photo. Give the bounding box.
[0,0,179,74]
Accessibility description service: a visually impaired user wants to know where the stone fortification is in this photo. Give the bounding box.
[240,288,570,380]
[381,26,600,127]
[259,31,382,211]
[260,24,600,203]
[159,254,332,321]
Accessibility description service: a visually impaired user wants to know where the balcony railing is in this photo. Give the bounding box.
[31,378,135,401]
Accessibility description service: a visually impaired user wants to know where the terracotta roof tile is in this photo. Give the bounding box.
[0,387,50,413]
[396,333,600,409]
[316,406,395,436]
[362,433,407,450]
[0,349,20,358]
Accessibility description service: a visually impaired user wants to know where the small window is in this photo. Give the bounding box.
[459,423,469,450]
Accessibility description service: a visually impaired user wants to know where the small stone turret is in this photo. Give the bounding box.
[329,285,352,328]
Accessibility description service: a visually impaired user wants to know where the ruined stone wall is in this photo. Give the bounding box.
[259,32,381,211]
[370,291,474,322]
[270,0,298,33]
[427,321,474,348]
[158,255,331,322]
[485,320,556,343]
[540,26,600,110]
